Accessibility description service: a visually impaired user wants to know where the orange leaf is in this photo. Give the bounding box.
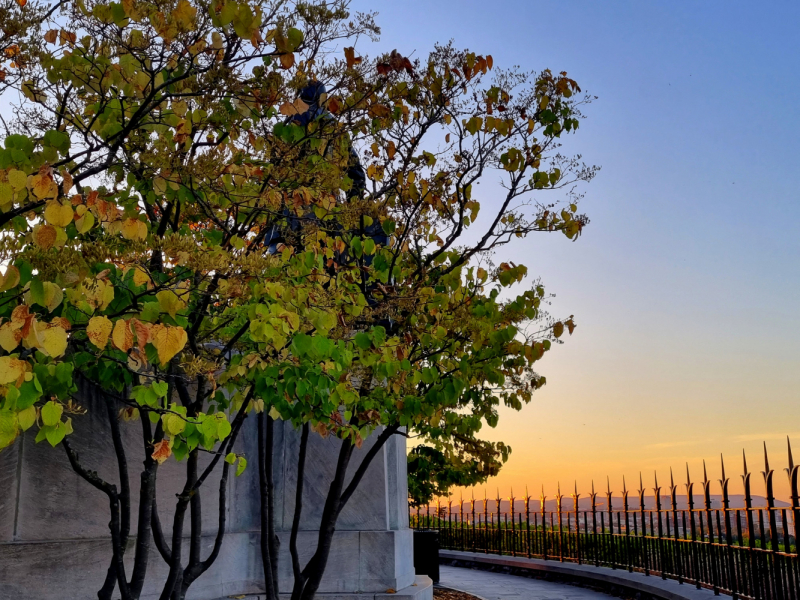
[151,439,172,464]
[15,0,26,7]
[44,29,57,44]
[131,318,151,347]
[32,224,57,249]
[279,53,295,69]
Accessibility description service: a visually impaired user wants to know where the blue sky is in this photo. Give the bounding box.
[350,1,800,498]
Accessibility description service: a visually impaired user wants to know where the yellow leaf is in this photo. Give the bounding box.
[0,356,26,384]
[112,319,133,352]
[28,173,58,199]
[40,282,63,312]
[131,266,150,287]
[150,324,187,364]
[87,316,112,349]
[39,326,68,357]
[0,266,20,292]
[44,201,74,227]
[32,224,57,249]
[75,210,95,233]
[173,0,197,29]
[0,323,21,352]
[156,288,187,318]
[121,218,147,240]
[7,170,27,191]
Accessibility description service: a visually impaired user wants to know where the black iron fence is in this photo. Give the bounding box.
[410,441,800,600]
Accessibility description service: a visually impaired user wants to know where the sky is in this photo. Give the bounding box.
[349,0,800,501]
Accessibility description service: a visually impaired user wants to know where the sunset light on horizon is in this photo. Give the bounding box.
[353,0,800,502]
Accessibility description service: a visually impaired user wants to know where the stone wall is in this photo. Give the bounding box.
[0,389,413,599]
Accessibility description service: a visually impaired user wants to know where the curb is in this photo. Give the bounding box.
[440,551,721,600]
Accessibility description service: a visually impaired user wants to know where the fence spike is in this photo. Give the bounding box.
[788,436,795,473]
[686,462,691,487]
[703,459,708,483]
[743,448,749,476]
[607,475,611,495]
[622,475,627,494]
[720,453,726,482]
[763,441,771,473]
[654,470,659,489]
[639,471,644,493]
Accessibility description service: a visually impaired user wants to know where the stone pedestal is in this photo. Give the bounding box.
[0,387,430,600]
[270,421,424,597]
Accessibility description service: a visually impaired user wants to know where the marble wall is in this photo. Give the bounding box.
[0,389,416,599]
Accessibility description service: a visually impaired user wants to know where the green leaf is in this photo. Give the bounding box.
[225,452,237,464]
[216,414,232,440]
[140,302,161,323]
[287,27,303,51]
[152,381,169,397]
[17,405,36,431]
[45,423,66,447]
[235,456,247,476]
[354,332,371,350]
[41,401,63,427]
[382,219,396,235]
[292,333,312,357]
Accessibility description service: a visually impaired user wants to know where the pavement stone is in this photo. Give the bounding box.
[438,565,616,600]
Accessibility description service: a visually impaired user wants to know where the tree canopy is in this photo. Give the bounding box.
[0,0,595,598]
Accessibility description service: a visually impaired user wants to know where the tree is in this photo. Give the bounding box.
[0,1,595,600]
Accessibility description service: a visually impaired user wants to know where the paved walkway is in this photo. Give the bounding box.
[438,565,616,600]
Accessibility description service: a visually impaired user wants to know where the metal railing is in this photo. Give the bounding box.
[410,441,800,600]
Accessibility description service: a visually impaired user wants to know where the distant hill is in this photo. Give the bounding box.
[425,494,791,516]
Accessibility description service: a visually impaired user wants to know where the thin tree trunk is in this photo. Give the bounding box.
[129,414,163,598]
[258,412,279,600]
[289,423,310,597]
[63,437,132,600]
[294,425,400,600]
[158,391,254,600]
[296,439,354,600]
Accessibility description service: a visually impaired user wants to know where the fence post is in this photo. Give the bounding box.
[510,488,516,557]
[574,482,581,566]
[525,488,532,559]
[541,486,548,562]
[686,464,701,589]
[607,477,616,570]
[654,472,666,580]
[460,492,465,552]
[762,443,782,600]
[785,438,799,600]
[622,477,632,573]
[742,451,759,598]
[556,483,564,563]
[447,497,453,550]
[702,461,720,595]
[591,481,599,567]
[496,489,502,556]
[719,455,738,599]
[471,490,477,553]
[639,473,649,576]
[483,490,489,554]
[670,468,683,585]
